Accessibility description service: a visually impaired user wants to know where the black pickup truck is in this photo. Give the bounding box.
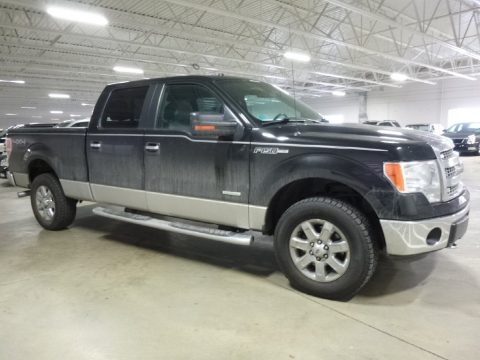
[6,76,470,300]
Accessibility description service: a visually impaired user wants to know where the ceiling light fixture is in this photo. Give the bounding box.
[46,6,108,26]
[390,73,408,82]
[70,114,81,117]
[0,79,25,84]
[21,106,36,109]
[5,113,17,116]
[50,110,63,114]
[49,93,70,99]
[81,103,94,106]
[113,66,144,74]
[283,51,311,63]
[32,116,42,118]
[332,90,346,97]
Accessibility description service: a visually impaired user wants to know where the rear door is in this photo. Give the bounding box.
[87,84,153,210]
[143,81,251,228]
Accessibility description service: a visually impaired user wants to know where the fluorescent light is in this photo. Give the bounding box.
[49,93,70,99]
[21,106,36,109]
[81,103,94,106]
[0,79,25,84]
[5,113,17,116]
[332,90,346,97]
[390,72,408,82]
[51,118,60,121]
[70,114,81,117]
[284,51,311,63]
[46,6,108,26]
[50,110,63,114]
[113,66,144,74]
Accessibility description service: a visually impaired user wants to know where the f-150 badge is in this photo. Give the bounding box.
[253,147,289,154]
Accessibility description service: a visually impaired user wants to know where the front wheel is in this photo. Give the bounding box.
[30,173,77,230]
[274,197,378,301]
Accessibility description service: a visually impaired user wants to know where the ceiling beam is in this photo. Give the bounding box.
[163,0,476,80]
[319,0,480,62]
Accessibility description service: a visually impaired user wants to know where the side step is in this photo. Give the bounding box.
[93,207,253,246]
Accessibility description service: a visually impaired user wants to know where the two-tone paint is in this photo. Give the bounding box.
[7,76,470,255]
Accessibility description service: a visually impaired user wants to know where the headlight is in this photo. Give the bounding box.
[384,160,441,203]
[466,134,476,144]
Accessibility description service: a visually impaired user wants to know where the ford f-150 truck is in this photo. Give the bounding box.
[6,76,470,300]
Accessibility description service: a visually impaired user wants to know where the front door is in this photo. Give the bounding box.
[87,85,152,210]
[144,82,251,228]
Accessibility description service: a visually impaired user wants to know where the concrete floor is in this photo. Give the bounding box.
[0,158,479,360]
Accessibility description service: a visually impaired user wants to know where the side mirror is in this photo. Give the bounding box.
[190,112,237,138]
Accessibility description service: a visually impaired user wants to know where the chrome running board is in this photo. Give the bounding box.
[93,207,253,246]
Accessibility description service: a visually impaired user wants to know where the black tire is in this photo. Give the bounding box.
[30,173,77,230]
[274,197,378,301]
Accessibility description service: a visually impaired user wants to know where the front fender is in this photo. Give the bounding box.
[253,153,390,214]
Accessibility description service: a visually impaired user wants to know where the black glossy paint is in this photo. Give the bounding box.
[7,76,468,226]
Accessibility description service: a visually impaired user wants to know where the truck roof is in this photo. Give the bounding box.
[105,75,249,88]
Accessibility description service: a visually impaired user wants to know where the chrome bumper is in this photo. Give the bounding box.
[380,204,470,256]
[6,171,16,186]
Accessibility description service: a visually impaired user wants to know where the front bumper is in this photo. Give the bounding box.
[6,171,16,186]
[380,203,470,255]
[454,142,479,153]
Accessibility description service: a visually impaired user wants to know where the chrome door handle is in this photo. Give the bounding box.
[145,143,160,152]
[90,141,101,149]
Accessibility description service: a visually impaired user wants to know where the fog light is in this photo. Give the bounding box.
[426,228,442,245]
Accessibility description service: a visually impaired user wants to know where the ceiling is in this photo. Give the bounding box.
[1,0,479,126]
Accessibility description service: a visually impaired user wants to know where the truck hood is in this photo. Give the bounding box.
[442,131,476,139]
[255,123,454,160]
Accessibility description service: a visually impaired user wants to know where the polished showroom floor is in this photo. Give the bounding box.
[0,157,479,360]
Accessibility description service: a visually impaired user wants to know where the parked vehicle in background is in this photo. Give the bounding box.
[55,118,90,128]
[0,128,7,155]
[0,154,7,179]
[442,122,480,155]
[363,120,401,127]
[406,123,444,135]
[6,76,470,300]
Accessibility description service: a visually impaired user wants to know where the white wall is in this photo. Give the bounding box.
[302,77,480,127]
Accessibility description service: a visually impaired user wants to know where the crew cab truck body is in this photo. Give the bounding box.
[6,76,470,300]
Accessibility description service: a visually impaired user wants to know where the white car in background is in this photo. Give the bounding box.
[405,123,445,135]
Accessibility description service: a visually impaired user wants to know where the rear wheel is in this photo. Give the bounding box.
[274,197,378,301]
[31,173,77,230]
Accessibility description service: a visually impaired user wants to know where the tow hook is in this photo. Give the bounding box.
[17,190,31,198]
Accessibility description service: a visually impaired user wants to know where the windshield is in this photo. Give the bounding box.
[214,79,323,124]
[446,123,480,133]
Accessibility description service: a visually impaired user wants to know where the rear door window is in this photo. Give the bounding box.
[101,86,149,128]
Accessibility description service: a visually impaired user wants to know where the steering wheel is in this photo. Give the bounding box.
[273,113,289,121]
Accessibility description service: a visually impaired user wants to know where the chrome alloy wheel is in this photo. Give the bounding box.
[289,219,350,282]
[35,185,56,222]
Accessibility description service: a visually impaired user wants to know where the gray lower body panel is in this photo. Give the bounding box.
[380,204,470,255]
[60,180,267,230]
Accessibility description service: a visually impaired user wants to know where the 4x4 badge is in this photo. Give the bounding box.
[253,147,289,154]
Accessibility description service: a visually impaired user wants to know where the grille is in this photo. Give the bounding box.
[447,184,459,196]
[440,149,453,159]
[438,147,462,201]
[445,166,456,178]
[452,138,465,145]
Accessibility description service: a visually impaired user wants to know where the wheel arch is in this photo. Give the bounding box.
[28,157,58,185]
[263,177,386,250]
